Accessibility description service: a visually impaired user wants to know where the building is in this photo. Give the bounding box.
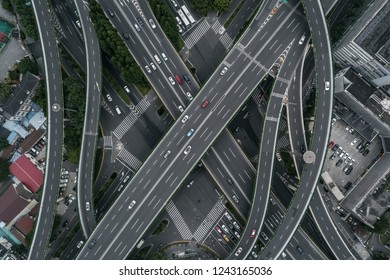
[0,72,40,122]
[9,154,43,193]
[0,184,30,225]
[333,0,390,87]
[334,67,390,142]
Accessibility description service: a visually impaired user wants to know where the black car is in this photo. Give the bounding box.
[89,239,97,248]
[136,17,144,26]
[345,166,353,175]
[183,74,191,84]
[344,182,352,190]
[62,220,69,228]
[336,159,343,167]
[329,153,336,160]
[300,145,306,154]
[331,144,339,151]
[297,246,304,254]
[107,8,114,17]
[363,149,369,156]
[358,146,366,153]
[356,140,364,150]
[123,32,129,39]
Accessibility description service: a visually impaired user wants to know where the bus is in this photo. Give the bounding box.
[177,9,190,27]
[181,5,195,24]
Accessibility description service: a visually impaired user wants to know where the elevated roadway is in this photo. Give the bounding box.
[28,0,64,260]
[259,0,334,259]
[77,0,305,259]
[74,0,102,238]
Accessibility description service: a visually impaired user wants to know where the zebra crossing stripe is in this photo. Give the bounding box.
[219,33,233,49]
[211,21,222,33]
[184,20,210,49]
[166,201,193,240]
[117,149,142,171]
[193,200,225,241]
[112,99,151,139]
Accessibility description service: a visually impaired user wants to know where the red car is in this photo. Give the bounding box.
[328,140,334,148]
[250,229,256,238]
[175,75,183,85]
[215,226,222,234]
[201,99,209,109]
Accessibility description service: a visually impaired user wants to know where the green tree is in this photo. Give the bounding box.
[1,0,14,13]
[189,0,210,15]
[32,81,47,114]
[0,161,10,182]
[213,0,231,13]
[373,213,390,234]
[12,0,38,39]
[0,82,13,99]
[17,58,39,75]
[0,138,9,151]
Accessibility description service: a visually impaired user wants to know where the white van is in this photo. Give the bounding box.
[115,105,122,115]
[154,54,161,64]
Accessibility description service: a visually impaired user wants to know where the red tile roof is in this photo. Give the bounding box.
[14,215,33,236]
[0,185,29,223]
[9,154,43,193]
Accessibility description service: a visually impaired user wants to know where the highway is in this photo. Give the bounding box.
[98,0,199,119]
[259,0,334,259]
[74,0,102,238]
[28,0,64,259]
[77,0,306,259]
[286,46,308,176]
[310,187,356,259]
[230,6,309,258]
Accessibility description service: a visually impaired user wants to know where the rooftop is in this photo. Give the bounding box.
[9,154,43,193]
[0,72,40,119]
[14,215,33,236]
[355,1,390,63]
[0,184,29,224]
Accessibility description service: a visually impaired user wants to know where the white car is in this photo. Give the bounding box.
[106,94,112,101]
[251,251,258,258]
[276,152,282,161]
[350,138,358,146]
[149,19,156,29]
[168,77,175,85]
[235,247,242,256]
[128,200,136,209]
[181,115,188,123]
[85,202,90,211]
[124,86,130,93]
[186,92,193,100]
[178,105,184,112]
[177,24,183,33]
[298,35,305,45]
[76,20,81,28]
[145,65,151,74]
[150,62,157,70]
[123,175,130,183]
[76,241,84,249]
[224,212,232,221]
[161,53,168,61]
[186,128,194,137]
[325,81,330,90]
[184,145,192,155]
[220,66,228,75]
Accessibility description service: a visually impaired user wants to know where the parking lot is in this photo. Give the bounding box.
[322,119,383,193]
